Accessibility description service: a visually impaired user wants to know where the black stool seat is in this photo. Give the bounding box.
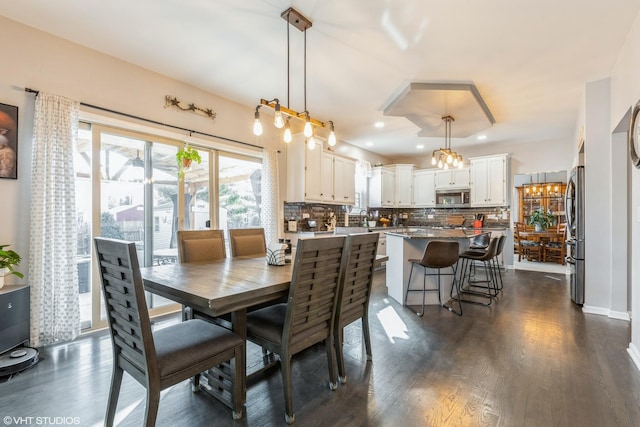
[405,240,462,316]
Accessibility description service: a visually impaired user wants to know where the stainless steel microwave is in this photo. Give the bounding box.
[435,189,470,207]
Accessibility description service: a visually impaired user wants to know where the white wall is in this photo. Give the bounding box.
[609,9,640,369]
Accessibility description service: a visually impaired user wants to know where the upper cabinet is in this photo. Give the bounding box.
[369,164,414,207]
[286,135,356,205]
[394,164,414,207]
[413,169,436,207]
[435,167,470,189]
[369,166,395,207]
[469,154,509,207]
[333,156,356,204]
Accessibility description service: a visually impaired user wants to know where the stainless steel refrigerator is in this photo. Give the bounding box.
[565,165,585,305]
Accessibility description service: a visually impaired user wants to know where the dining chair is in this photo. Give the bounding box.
[333,232,379,383]
[228,228,267,258]
[177,229,226,263]
[544,226,567,264]
[94,237,245,426]
[514,222,541,262]
[176,229,227,322]
[245,236,347,424]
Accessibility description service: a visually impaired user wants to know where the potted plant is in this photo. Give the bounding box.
[529,210,556,232]
[0,244,24,289]
[176,145,202,178]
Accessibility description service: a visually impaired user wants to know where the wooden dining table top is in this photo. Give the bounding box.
[519,230,564,239]
[141,256,294,317]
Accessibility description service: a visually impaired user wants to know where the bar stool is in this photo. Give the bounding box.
[457,237,500,306]
[404,240,462,317]
[493,235,506,290]
[467,233,490,279]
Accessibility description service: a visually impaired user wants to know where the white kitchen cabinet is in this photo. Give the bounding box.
[333,156,356,204]
[435,167,470,189]
[469,154,509,207]
[286,135,356,205]
[369,166,395,207]
[320,152,335,203]
[286,135,323,202]
[394,164,414,207]
[413,169,436,207]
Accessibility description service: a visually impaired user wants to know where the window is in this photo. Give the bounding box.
[74,121,262,332]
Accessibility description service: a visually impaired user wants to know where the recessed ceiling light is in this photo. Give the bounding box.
[477,134,487,140]
[366,141,374,147]
[374,121,385,128]
[416,144,424,149]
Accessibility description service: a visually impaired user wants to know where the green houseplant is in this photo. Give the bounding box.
[529,210,556,232]
[176,145,202,178]
[0,244,24,288]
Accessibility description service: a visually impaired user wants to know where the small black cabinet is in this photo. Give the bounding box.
[0,285,30,354]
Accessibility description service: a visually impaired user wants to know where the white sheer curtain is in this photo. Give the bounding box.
[29,93,80,347]
[261,147,281,245]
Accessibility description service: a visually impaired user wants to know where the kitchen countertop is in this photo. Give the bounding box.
[386,228,491,239]
[286,225,509,235]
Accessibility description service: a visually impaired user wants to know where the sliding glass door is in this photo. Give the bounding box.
[74,123,262,331]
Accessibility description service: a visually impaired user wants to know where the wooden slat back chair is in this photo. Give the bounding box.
[245,236,347,424]
[228,228,267,258]
[94,238,245,426]
[544,225,567,264]
[177,229,226,263]
[333,232,379,383]
[514,222,541,262]
[176,229,227,323]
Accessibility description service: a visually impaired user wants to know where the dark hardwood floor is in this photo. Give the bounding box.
[2,269,640,426]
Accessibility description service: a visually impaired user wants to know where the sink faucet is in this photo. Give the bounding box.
[359,210,368,227]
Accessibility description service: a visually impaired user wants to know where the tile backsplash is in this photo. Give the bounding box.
[284,203,510,232]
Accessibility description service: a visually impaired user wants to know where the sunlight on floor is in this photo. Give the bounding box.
[376,305,409,343]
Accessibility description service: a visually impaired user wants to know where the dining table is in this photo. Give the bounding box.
[141,256,293,408]
[519,230,565,262]
[140,253,389,408]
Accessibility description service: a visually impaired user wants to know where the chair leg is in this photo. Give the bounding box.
[335,327,347,383]
[362,315,373,362]
[144,387,160,427]
[444,265,463,316]
[105,367,123,427]
[281,353,295,424]
[326,337,339,390]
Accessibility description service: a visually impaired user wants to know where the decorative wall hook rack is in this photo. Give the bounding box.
[165,95,216,121]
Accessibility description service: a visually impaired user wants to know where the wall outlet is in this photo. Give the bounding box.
[302,213,310,219]
[427,214,434,219]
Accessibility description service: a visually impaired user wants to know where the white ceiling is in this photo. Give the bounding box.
[1,0,638,156]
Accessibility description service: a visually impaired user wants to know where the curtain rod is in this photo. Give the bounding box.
[24,87,262,151]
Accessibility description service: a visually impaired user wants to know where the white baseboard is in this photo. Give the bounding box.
[582,305,631,321]
[628,343,640,373]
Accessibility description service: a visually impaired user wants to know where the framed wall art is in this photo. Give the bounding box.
[0,102,18,179]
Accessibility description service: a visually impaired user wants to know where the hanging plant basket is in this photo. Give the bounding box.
[176,145,201,178]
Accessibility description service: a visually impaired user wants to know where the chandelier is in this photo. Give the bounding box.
[252,7,336,149]
[431,115,463,169]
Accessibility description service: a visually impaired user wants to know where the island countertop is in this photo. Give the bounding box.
[385,228,491,239]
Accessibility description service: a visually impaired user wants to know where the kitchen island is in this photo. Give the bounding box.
[386,228,491,307]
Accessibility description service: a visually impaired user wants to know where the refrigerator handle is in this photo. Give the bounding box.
[565,178,574,232]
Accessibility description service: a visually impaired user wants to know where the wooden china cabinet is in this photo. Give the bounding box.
[517,183,567,225]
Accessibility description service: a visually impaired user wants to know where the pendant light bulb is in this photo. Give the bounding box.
[303,113,313,138]
[431,155,437,166]
[457,155,463,168]
[328,123,337,147]
[283,121,292,143]
[446,153,453,164]
[253,109,263,136]
[437,157,443,168]
[307,136,316,150]
[444,162,449,170]
[274,103,284,129]
[453,157,459,167]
